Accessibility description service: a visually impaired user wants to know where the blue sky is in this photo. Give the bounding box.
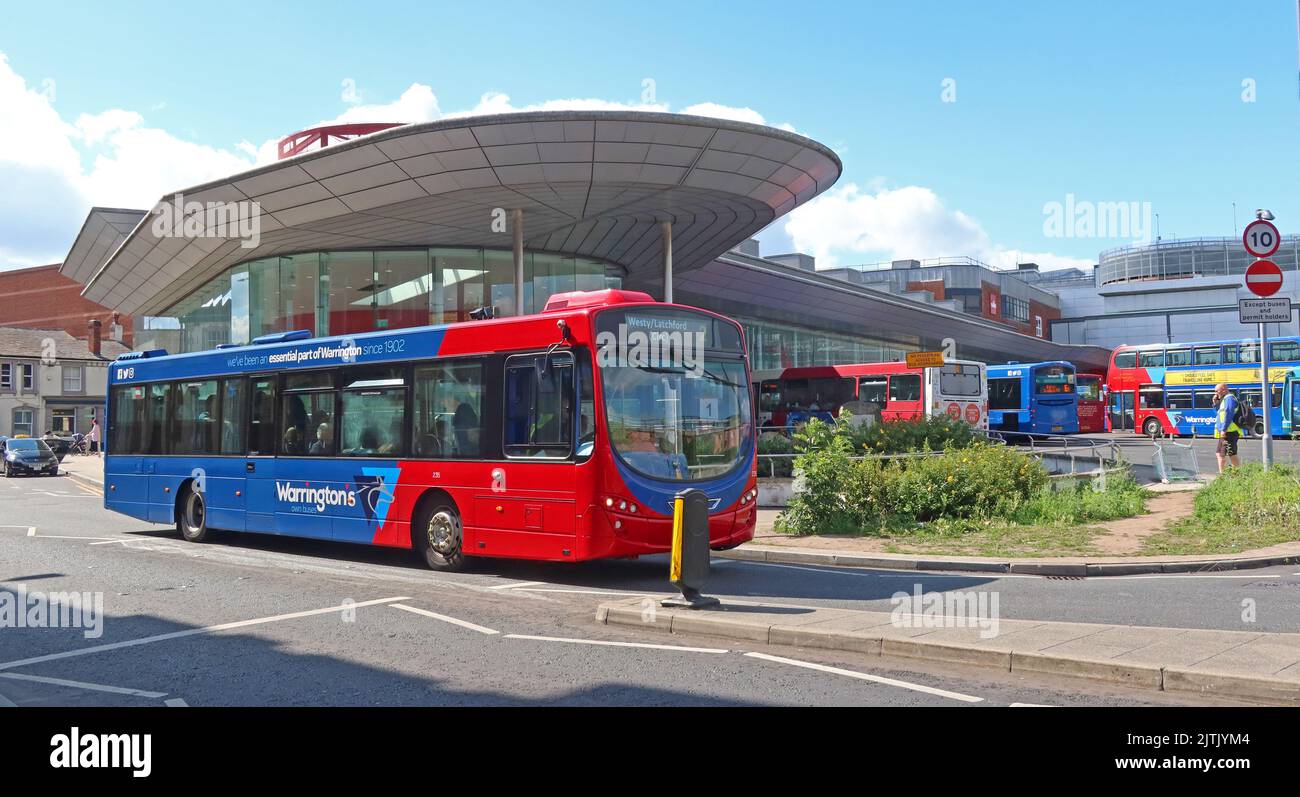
[1,0,1297,270]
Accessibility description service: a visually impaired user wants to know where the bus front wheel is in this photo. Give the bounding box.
[177,485,212,543]
[1143,418,1163,438]
[414,498,471,571]
[1254,420,1265,437]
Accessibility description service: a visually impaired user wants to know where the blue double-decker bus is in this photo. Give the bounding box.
[986,361,1079,435]
[1280,367,1300,437]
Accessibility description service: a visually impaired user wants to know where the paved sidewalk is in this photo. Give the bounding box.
[57,454,103,487]
[598,596,1300,704]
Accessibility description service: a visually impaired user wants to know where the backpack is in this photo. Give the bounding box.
[1233,396,1257,432]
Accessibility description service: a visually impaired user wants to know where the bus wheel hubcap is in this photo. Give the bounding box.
[428,511,459,555]
[187,494,204,531]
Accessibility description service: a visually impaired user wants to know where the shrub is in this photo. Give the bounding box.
[757,433,795,478]
[851,413,978,455]
[776,439,1052,535]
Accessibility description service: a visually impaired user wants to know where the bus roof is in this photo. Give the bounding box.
[987,360,1075,376]
[1113,336,1300,353]
[108,292,743,385]
[778,359,983,380]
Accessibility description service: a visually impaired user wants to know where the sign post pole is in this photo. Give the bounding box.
[1242,214,1283,470]
[1259,322,1273,469]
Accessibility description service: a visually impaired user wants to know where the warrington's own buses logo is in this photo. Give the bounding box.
[596,317,706,377]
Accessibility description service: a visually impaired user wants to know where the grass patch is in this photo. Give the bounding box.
[772,474,1150,558]
[1140,464,1300,556]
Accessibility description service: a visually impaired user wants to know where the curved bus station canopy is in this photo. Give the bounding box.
[72,111,842,317]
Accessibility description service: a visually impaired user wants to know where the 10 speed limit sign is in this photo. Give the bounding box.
[1243,218,1281,258]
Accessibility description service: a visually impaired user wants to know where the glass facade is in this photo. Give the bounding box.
[738,316,910,372]
[146,247,624,354]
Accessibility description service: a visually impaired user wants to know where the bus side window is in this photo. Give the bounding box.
[889,374,921,403]
[858,378,888,406]
[1138,384,1164,409]
[248,378,277,455]
[220,378,248,455]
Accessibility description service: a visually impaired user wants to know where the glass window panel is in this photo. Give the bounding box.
[1166,349,1191,367]
[504,354,574,458]
[1269,341,1300,363]
[280,254,320,336]
[111,385,147,454]
[148,383,171,454]
[282,391,335,456]
[889,374,922,402]
[220,379,247,454]
[171,379,219,455]
[1166,391,1194,410]
[1138,350,1164,368]
[484,249,521,317]
[374,249,433,330]
[432,248,485,324]
[249,378,277,455]
[323,251,376,336]
[412,360,483,458]
[1193,347,1221,365]
[247,258,281,340]
[341,387,405,457]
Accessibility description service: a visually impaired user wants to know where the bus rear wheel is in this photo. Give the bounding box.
[1143,418,1163,438]
[414,499,471,571]
[1254,420,1265,437]
[177,485,212,543]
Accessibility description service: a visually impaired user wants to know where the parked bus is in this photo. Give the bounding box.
[1076,373,1106,433]
[103,290,757,570]
[986,361,1079,435]
[1282,367,1300,437]
[751,368,784,429]
[768,360,987,429]
[1107,338,1300,436]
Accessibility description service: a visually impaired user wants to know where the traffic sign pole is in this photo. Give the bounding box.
[1260,322,1274,469]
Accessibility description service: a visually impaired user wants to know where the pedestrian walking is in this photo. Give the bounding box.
[1213,383,1240,473]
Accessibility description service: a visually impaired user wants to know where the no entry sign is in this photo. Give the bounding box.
[1245,259,1283,297]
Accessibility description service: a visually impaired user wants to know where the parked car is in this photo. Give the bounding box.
[3,438,60,477]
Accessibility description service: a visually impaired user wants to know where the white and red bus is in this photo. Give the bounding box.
[1076,373,1106,433]
[768,360,987,429]
[103,289,757,570]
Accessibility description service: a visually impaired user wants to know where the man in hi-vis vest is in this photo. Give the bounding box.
[1213,383,1240,473]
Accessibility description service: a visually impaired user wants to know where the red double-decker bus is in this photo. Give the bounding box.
[1076,373,1106,433]
[769,360,988,429]
[104,289,757,570]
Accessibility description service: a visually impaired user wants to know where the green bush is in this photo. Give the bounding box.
[776,436,1052,536]
[851,413,978,455]
[757,433,796,478]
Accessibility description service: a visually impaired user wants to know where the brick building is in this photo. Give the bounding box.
[0,263,133,346]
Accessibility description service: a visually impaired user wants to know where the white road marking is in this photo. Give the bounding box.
[719,560,1040,579]
[504,634,729,653]
[164,698,189,707]
[743,651,984,703]
[490,580,546,590]
[1010,702,1055,707]
[0,672,167,699]
[0,596,411,671]
[0,691,16,707]
[390,603,499,635]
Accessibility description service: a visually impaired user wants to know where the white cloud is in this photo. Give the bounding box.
[783,183,1093,272]
[0,52,810,270]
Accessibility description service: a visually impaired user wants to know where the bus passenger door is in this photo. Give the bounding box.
[243,376,278,533]
[886,373,922,421]
[1109,390,1134,431]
